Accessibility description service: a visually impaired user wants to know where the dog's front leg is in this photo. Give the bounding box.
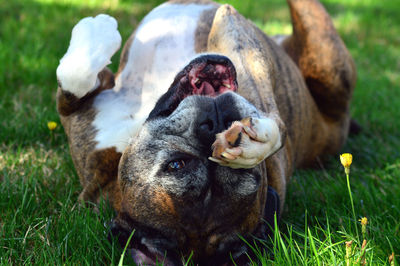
[207,5,287,169]
[56,14,121,116]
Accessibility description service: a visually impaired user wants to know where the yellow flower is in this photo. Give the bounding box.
[359,217,368,226]
[360,217,368,240]
[47,121,57,131]
[340,153,353,174]
[340,153,353,168]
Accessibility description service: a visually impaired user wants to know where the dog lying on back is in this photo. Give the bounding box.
[56,0,356,264]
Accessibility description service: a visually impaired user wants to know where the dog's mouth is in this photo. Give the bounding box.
[183,55,238,98]
[147,54,238,119]
[130,247,175,266]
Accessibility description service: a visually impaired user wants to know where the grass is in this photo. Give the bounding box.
[1,0,399,264]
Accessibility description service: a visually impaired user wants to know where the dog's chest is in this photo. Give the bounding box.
[92,3,213,152]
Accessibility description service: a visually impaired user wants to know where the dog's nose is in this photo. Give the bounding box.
[196,101,222,148]
[195,95,242,149]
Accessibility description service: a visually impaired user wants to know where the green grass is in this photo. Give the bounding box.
[1,0,399,264]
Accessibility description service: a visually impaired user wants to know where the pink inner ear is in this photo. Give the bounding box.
[184,62,237,98]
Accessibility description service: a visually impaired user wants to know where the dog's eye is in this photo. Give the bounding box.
[167,160,186,172]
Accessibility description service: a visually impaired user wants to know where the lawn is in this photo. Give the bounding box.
[1,0,399,264]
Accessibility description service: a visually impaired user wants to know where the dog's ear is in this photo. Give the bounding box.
[147,86,179,120]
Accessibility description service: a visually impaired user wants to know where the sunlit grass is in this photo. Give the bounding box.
[34,0,121,9]
[1,0,400,264]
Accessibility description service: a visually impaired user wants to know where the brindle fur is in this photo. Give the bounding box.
[56,0,356,263]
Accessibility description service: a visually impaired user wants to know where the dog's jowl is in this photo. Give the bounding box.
[56,0,356,264]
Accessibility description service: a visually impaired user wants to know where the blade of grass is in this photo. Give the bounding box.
[118,229,135,266]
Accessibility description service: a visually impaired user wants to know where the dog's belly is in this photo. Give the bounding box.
[92,3,214,152]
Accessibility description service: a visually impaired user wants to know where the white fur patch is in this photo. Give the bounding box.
[93,3,213,152]
[232,117,281,168]
[92,90,144,152]
[255,117,282,157]
[56,14,122,98]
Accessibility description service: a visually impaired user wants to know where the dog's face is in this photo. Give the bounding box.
[111,55,269,265]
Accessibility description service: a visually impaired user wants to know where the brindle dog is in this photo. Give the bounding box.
[56,0,356,264]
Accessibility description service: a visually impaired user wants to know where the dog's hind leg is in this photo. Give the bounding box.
[282,0,356,120]
[55,14,123,209]
[56,14,121,116]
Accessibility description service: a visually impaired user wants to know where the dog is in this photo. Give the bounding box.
[56,0,356,264]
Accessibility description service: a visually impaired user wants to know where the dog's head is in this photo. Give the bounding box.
[110,54,273,265]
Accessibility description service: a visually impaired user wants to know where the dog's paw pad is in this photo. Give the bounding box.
[212,121,243,159]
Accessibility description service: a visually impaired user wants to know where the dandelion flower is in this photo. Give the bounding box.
[359,217,368,226]
[341,153,357,236]
[340,153,352,168]
[340,153,352,174]
[360,217,368,239]
[47,121,57,131]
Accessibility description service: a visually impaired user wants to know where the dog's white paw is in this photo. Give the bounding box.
[209,117,281,169]
[56,14,122,97]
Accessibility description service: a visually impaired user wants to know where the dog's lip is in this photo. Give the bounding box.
[130,246,247,266]
[130,246,175,266]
